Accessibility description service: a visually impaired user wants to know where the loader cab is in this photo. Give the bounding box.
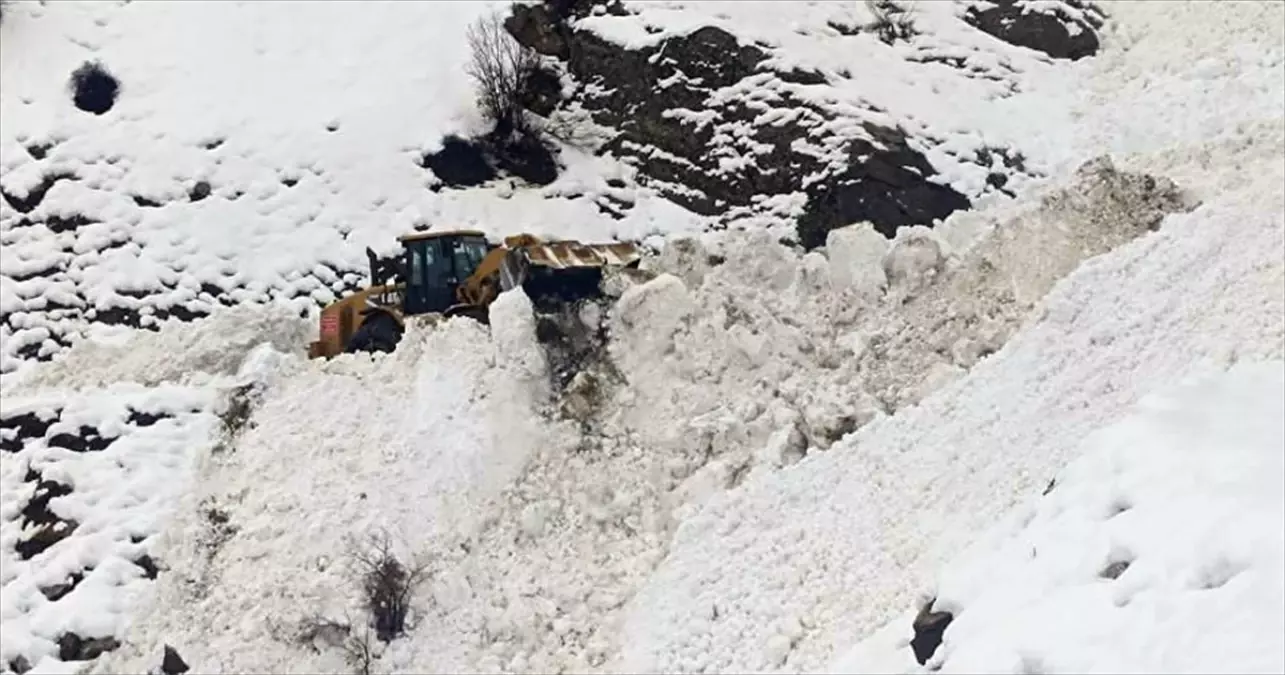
[399,230,493,316]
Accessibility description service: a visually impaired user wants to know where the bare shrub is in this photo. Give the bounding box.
[348,531,429,643]
[293,614,375,675]
[466,10,540,137]
[341,622,376,675]
[865,0,917,45]
[220,383,257,436]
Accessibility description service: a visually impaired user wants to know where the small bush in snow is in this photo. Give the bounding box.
[293,615,374,675]
[865,0,917,45]
[69,61,120,115]
[341,623,376,675]
[219,383,257,437]
[348,531,429,643]
[465,10,540,137]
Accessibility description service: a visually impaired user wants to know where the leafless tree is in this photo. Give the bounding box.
[466,10,540,137]
[348,530,429,644]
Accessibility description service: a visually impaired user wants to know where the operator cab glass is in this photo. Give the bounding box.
[407,247,424,287]
[452,236,491,278]
[402,237,456,315]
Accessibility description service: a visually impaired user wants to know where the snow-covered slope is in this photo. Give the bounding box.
[832,359,1285,674]
[619,150,1285,673]
[0,0,703,375]
[2,0,1282,674]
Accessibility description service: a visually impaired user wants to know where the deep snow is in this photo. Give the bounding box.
[1,0,1283,674]
[832,359,1285,674]
[619,155,1285,673]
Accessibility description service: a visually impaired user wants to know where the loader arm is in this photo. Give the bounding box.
[455,249,509,307]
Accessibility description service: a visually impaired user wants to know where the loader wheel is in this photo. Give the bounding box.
[345,312,402,354]
[444,305,490,326]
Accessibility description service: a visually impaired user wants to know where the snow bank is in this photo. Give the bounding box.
[833,359,1285,674]
[90,315,559,674]
[610,3,1285,669]
[615,144,1284,672]
[82,149,1204,675]
[5,306,314,394]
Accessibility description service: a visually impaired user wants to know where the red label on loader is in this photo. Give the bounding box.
[320,315,338,335]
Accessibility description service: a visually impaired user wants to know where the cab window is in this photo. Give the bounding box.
[452,237,490,277]
[407,247,424,286]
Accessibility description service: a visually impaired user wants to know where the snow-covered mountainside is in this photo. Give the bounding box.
[1,0,1282,674]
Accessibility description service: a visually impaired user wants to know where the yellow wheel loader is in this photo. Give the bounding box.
[306,230,642,359]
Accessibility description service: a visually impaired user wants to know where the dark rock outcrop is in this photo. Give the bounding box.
[421,131,559,188]
[15,467,76,561]
[910,599,954,665]
[505,3,975,248]
[491,132,560,186]
[797,133,972,248]
[58,633,121,661]
[0,410,62,453]
[161,645,190,675]
[506,2,573,58]
[422,135,497,188]
[520,66,564,118]
[188,180,212,202]
[964,0,1106,61]
[8,656,31,675]
[0,171,78,214]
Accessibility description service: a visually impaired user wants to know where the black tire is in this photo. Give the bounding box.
[345,312,402,354]
[444,304,491,326]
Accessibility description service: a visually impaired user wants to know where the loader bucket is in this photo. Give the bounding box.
[520,240,642,270]
[500,240,642,311]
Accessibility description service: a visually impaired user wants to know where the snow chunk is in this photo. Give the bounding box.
[489,287,548,390]
[825,222,889,299]
[883,226,946,301]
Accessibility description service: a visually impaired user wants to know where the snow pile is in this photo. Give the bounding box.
[613,153,1192,488]
[0,384,221,674]
[79,151,1198,675]
[89,311,560,674]
[611,3,1285,670]
[615,143,1284,673]
[6,306,314,393]
[833,359,1285,674]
